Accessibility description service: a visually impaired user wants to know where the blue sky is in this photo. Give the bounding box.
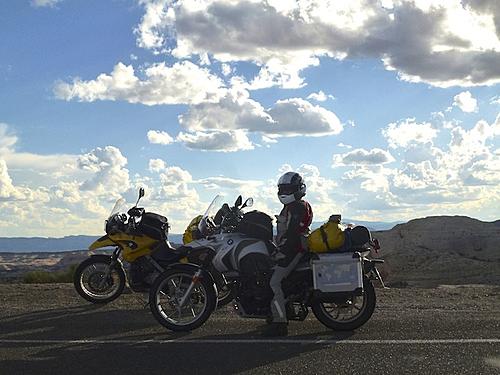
[1,0,499,237]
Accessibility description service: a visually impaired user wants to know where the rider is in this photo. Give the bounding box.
[263,171,313,336]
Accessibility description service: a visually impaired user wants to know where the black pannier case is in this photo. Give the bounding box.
[140,212,169,240]
[237,210,273,241]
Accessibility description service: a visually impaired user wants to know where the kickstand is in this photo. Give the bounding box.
[374,267,389,289]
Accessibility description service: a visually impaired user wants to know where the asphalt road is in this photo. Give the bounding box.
[0,284,499,374]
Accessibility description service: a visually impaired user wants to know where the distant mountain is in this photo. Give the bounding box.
[0,234,184,253]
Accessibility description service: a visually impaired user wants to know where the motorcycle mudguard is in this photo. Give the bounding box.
[89,235,116,251]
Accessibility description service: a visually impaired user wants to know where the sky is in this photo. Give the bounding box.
[0,0,499,237]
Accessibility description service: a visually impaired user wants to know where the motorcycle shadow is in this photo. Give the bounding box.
[0,304,173,341]
[0,328,355,375]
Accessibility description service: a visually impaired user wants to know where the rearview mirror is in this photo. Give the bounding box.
[135,187,145,207]
[234,195,243,208]
[242,197,254,209]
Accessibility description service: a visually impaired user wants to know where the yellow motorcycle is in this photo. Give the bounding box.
[74,188,234,305]
[73,188,186,303]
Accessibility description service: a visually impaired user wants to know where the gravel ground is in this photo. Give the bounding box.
[0,284,499,374]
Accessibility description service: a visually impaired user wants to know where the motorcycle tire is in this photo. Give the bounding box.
[149,268,217,332]
[74,255,126,304]
[311,277,376,331]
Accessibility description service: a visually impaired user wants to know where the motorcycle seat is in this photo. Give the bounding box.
[151,241,186,262]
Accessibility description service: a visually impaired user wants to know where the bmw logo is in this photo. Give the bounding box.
[227,239,234,245]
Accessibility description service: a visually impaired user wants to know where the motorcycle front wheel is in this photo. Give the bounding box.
[149,268,217,332]
[73,256,126,304]
[311,277,376,331]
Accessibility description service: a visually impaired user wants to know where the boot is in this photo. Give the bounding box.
[261,322,288,337]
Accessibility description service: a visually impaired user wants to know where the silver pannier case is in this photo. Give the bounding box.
[312,253,363,293]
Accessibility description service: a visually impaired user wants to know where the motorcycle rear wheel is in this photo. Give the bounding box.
[149,269,217,332]
[73,256,126,304]
[311,277,376,331]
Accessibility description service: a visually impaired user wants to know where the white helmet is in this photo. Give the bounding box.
[277,172,306,205]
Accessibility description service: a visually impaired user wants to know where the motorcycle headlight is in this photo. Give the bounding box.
[105,213,126,235]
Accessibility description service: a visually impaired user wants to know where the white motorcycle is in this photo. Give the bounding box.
[148,195,384,332]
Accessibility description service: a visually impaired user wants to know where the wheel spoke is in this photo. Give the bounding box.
[170,278,178,288]
[155,271,209,326]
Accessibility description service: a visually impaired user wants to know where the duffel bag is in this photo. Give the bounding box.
[307,215,345,253]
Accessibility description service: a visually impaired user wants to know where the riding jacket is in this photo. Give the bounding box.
[275,200,313,262]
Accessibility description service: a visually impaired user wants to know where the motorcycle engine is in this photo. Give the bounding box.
[129,257,158,291]
[237,254,273,316]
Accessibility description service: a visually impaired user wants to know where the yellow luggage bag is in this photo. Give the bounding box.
[183,215,203,244]
[307,215,345,253]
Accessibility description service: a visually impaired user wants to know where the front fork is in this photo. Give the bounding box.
[98,247,122,288]
[178,269,203,308]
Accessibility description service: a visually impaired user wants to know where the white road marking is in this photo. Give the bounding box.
[0,338,499,345]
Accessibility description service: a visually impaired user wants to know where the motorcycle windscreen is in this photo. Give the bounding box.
[198,195,224,234]
[108,198,126,220]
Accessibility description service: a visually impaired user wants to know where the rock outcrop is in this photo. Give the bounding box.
[373,216,500,286]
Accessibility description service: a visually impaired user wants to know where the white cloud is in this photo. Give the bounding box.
[157,166,197,201]
[177,88,343,150]
[179,88,342,137]
[267,98,342,137]
[135,0,500,88]
[382,119,438,148]
[343,165,393,193]
[0,123,77,176]
[0,160,24,201]
[149,158,167,172]
[307,91,327,102]
[3,153,78,175]
[307,90,334,102]
[54,61,226,105]
[453,91,478,112]
[332,114,500,219]
[176,130,254,152]
[333,148,395,166]
[179,87,273,133]
[134,0,174,52]
[0,124,17,154]
[221,63,233,76]
[197,176,263,191]
[337,143,352,149]
[261,135,278,144]
[78,146,130,196]
[31,0,62,8]
[245,55,320,89]
[489,95,500,105]
[147,130,174,145]
[199,52,211,66]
